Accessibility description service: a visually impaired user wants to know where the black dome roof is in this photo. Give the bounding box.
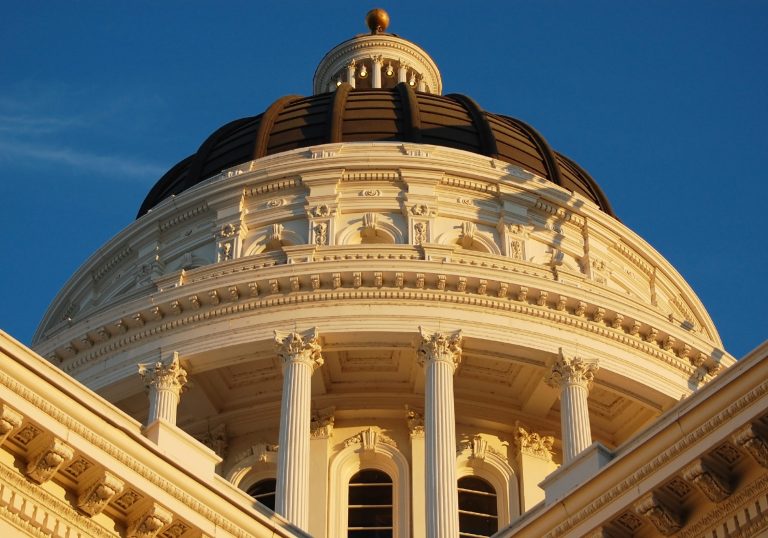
[138,83,613,217]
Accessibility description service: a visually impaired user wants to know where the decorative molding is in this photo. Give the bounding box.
[126,502,173,538]
[633,492,682,535]
[457,435,503,461]
[310,407,335,439]
[77,470,125,516]
[25,435,74,484]
[405,406,424,438]
[681,459,731,502]
[59,275,709,380]
[0,369,271,538]
[0,459,117,538]
[343,427,396,451]
[732,422,768,468]
[0,404,23,445]
[547,377,768,537]
[516,426,555,461]
[92,245,132,283]
[158,202,209,232]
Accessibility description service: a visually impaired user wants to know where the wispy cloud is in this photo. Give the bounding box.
[0,139,164,178]
[0,114,86,135]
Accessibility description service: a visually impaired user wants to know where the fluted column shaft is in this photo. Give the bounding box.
[138,353,187,425]
[372,55,383,88]
[419,328,462,538]
[274,328,323,531]
[546,350,599,464]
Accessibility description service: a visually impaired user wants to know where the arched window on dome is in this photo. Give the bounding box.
[458,476,498,537]
[347,469,393,537]
[247,478,276,511]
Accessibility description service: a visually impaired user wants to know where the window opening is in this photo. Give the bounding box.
[348,469,393,537]
[247,478,276,511]
[458,476,498,537]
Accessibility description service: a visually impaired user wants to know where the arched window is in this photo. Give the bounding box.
[247,478,276,511]
[458,476,498,537]
[348,469,393,537]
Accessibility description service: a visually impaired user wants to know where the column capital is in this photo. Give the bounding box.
[138,353,188,395]
[546,348,598,389]
[274,327,324,370]
[417,328,462,370]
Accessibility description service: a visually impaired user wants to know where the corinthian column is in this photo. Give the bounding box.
[138,352,188,425]
[418,328,462,538]
[274,328,324,530]
[546,349,599,464]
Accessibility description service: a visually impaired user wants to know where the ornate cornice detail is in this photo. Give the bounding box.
[676,473,768,538]
[546,349,598,389]
[0,370,278,538]
[515,425,555,461]
[158,202,209,232]
[545,377,768,537]
[0,403,23,445]
[126,502,173,538]
[243,177,301,198]
[77,470,125,516]
[274,327,323,370]
[681,459,731,502]
[92,245,132,283]
[138,353,188,395]
[0,459,116,538]
[732,422,768,468]
[417,328,462,370]
[633,492,682,535]
[344,427,396,452]
[54,267,721,381]
[25,435,74,484]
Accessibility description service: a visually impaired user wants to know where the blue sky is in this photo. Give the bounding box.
[1,1,766,357]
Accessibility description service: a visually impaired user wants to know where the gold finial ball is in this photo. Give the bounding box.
[366,8,390,34]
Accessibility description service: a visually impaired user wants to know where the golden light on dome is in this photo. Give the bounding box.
[366,8,390,34]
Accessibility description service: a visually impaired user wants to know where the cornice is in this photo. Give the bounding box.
[47,264,728,385]
[0,368,297,538]
[542,376,768,537]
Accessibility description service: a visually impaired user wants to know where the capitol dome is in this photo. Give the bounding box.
[138,88,613,217]
[27,10,743,538]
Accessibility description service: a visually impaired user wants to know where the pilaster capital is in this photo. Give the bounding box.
[417,328,462,370]
[405,406,424,438]
[515,425,555,461]
[546,348,598,390]
[310,407,335,439]
[274,327,324,370]
[138,353,188,395]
